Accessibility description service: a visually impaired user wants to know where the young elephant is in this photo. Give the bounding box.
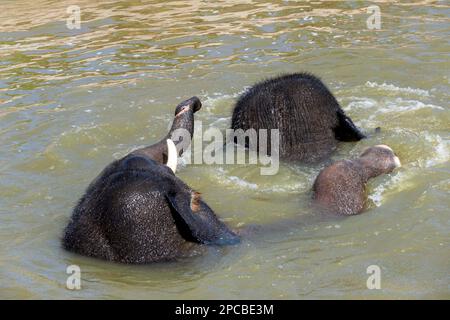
[63,97,239,263]
[312,145,401,215]
[231,73,366,162]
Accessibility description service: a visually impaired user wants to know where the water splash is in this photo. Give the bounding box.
[365,81,430,97]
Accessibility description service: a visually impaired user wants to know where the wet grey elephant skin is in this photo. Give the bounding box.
[313,145,401,215]
[62,97,239,264]
[231,73,366,162]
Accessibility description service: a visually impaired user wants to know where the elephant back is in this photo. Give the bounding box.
[232,73,342,162]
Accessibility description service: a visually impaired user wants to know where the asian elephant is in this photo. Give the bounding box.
[231,73,366,162]
[62,97,239,263]
[313,145,401,215]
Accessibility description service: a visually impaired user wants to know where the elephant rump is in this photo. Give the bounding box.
[231,73,365,162]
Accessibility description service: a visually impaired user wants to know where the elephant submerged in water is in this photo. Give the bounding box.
[63,97,239,263]
[231,73,366,162]
[313,145,401,216]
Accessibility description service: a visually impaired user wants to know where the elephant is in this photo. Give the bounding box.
[62,97,239,264]
[231,73,366,162]
[313,145,401,215]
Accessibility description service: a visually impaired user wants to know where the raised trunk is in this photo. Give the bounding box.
[132,96,201,164]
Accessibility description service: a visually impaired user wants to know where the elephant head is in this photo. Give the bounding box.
[62,97,239,263]
[312,145,401,215]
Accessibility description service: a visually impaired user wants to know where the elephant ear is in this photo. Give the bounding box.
[334,108,366,141]
[166,191,240,246]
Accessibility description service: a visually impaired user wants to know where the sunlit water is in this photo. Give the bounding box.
[0,1,449,299]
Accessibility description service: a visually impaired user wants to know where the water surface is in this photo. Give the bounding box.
[0,0,449,299]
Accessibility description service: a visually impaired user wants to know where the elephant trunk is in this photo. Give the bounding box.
[132,96,202,166]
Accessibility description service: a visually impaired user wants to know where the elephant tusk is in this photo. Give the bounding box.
[166,139,177,173]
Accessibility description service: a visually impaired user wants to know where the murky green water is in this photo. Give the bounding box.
[1,0,449,299]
